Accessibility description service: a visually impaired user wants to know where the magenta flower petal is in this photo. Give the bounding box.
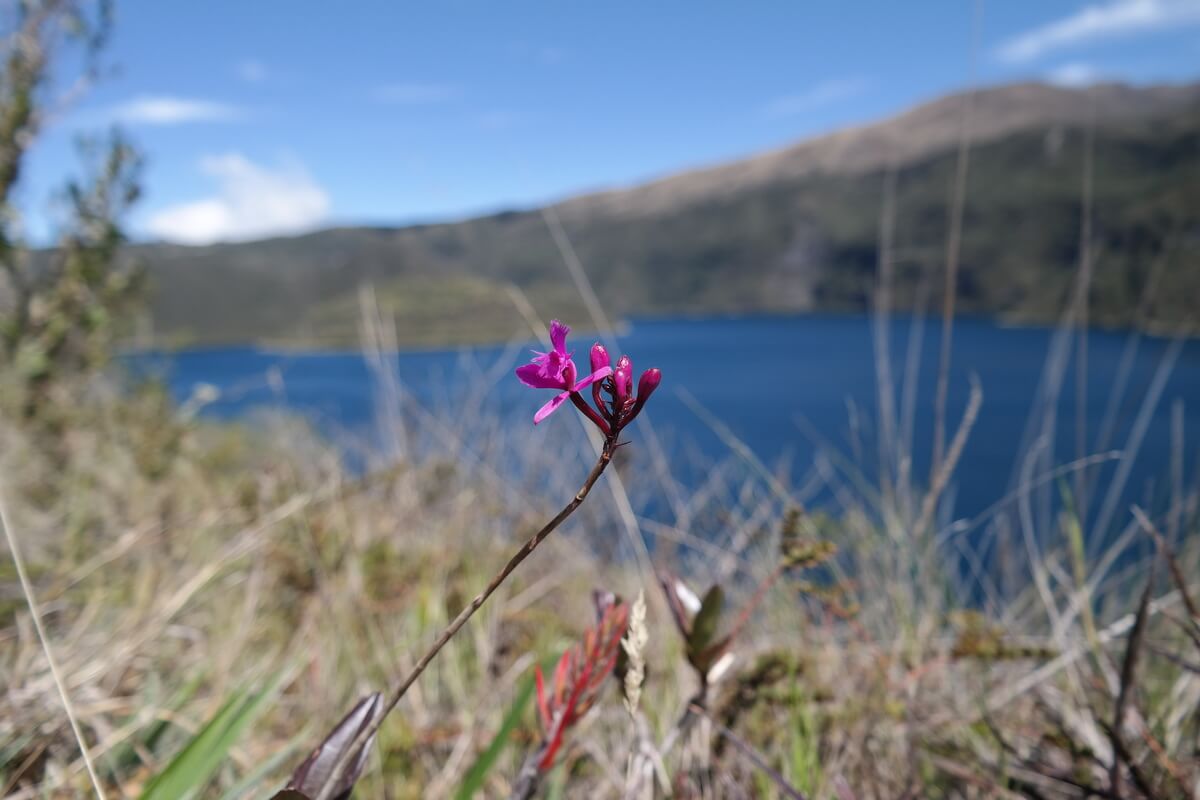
[572,365,613,392]
[516,362,566,389]
[533,390,572,424]
[549,320,570,354]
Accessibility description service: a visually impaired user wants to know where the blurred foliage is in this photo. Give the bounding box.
[0,0,141,418]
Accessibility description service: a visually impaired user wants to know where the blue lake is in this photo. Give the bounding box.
[130,315,1200,535]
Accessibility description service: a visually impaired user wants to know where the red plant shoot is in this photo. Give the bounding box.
[534,599,630,771]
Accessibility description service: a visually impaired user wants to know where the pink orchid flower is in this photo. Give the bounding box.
[515,320,613,424]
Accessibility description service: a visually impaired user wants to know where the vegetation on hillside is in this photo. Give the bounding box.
[136,87,1200,348]
[0,0,141,404]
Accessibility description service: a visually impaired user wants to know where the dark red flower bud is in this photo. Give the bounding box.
[626,368,661,423]
[636,368,661,401]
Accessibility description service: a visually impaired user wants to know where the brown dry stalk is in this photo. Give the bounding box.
[0,484,108,799]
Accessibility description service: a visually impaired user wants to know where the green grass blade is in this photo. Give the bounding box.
[454,674,536,800]
[106,672,207,779]
[1059,480,1101,653]
[139,673,284,800]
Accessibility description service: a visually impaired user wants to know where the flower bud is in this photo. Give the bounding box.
[614,355,633,404]
[590,344,609,413]
[636,368,661,402]
[614,368,631,406]
[626,368,661,423]
[590,342,610,373]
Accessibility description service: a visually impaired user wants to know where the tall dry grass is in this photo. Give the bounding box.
[1,260,1196,799]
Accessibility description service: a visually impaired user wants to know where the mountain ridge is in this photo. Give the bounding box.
[551,80,1200,220]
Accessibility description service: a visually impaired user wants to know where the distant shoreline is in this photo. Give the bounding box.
[119,309,1195,357]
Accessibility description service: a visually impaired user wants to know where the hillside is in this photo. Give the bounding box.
[134,81,1200,348]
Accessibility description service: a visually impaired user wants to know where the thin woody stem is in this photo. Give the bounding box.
[313,437,619,800]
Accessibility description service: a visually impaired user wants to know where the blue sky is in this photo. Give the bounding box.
[22,0,1200,244]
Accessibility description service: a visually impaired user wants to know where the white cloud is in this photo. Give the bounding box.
[995,0,1200,63]
[761,78,868,120]
[237,59,268,83]
[1047,62,1104,87]
[145,154,330,245]
[109,95,241,125]
[371,83,458,104]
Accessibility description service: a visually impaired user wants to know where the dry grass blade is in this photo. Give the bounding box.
[1072,102,1097,533]
[1108,554,1156,796]
[1132,505,1199,623]
[677,387,793,506]
[983,589,1183,715]
[1145,644,1200,675]
[689,704,809,800]
[915,374,982,537]
[0,483,108,800]
[541,205,615,335]
[1090,336,1186,550]
[931,0,981,478]
[1092,244,1170,461]
[873,165,899,492]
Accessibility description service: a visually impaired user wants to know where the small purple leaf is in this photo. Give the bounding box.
[285,692,383,800]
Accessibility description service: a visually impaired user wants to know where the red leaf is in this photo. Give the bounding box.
[532,601,631,773]
[535,665,550,730]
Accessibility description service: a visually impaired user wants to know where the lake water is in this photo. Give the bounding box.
[130,314,1200,536]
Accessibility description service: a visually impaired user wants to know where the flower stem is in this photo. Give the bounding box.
[312,438,619,800]
[569,390,609,434]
